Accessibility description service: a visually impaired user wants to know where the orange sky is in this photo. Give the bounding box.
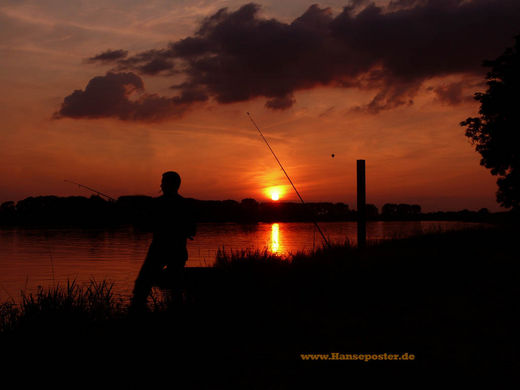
[0,0,511,212]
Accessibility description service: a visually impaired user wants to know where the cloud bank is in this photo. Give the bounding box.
[54,72,189,121]
[55,0,520,121]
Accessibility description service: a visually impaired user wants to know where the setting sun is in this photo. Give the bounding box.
[266,186,284,201]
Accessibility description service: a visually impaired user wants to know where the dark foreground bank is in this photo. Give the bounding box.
[1,224,518,386]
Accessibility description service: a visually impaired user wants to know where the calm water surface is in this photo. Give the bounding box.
[0,221,484,302]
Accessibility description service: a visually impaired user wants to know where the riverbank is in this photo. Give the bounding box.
[1,224,518,385]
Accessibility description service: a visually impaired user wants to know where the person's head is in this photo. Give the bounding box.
[161,171,181,195]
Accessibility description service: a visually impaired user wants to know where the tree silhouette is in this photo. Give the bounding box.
[461,36,520,210]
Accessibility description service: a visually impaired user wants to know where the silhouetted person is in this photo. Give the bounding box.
[131,171,196,310]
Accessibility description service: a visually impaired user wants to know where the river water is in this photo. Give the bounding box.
[0,221,483,302]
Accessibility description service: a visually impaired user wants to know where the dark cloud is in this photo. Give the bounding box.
[54,72,186,121]
[431,80,475,105]
[115,49,176,75]
[58,1,520,121]
[265,94,296,110]
[86,49,128,63]
[352,81,420,113]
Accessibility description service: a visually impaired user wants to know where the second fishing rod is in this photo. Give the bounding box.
[247,112,331,249]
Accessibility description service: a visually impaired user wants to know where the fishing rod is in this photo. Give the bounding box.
[246,112,331,249]
[64,179,117,202]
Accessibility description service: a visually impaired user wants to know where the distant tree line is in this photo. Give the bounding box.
[0,195,505,227]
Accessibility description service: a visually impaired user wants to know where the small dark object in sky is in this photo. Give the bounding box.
[331,154,335,158]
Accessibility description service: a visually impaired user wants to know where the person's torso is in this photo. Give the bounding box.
[150,194,193,244]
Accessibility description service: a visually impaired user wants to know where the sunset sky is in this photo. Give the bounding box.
[2,0,520,211]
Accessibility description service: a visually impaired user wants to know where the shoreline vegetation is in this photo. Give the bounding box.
[1,223,518,383]
[1,194,515,228]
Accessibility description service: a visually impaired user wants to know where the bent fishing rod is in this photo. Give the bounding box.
[246,112,331,249]
[64,179,117,202]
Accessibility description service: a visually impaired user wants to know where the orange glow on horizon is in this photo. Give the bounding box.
[266,186,284,201]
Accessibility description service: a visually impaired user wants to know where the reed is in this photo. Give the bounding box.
[0,279,123,333]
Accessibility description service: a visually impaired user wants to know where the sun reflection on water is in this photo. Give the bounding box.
[271,223,280,254]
